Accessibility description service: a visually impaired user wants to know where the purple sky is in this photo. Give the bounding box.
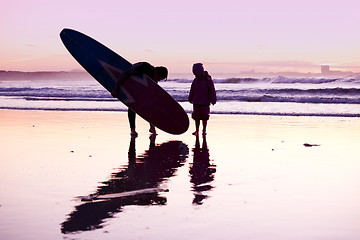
[1,0,360,75]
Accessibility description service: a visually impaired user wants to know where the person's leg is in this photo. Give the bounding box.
[128,108,137,137]
[202,120,207,135]
[193,119,200,135]
[202,106,210,135]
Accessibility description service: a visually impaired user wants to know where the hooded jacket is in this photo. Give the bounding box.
[188,73,217,106]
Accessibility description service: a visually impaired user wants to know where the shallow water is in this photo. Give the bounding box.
[1,111,360,239]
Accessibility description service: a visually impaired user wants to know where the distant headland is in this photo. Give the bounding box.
[0,70,90,80]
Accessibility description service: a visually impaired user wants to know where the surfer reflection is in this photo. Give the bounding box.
[189,134,216,205]
[61,136,188,234]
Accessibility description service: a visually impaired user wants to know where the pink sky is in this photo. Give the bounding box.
[1,0,360,75]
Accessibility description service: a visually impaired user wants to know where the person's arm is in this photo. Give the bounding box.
[208,75,217,105]
[188,81,194,103]
[111,62,144,97]
[117,62,145,83]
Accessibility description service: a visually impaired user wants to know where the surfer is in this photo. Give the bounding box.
[111,62,168,137]
[188,63,217,136]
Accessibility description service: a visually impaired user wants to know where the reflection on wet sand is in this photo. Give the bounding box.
[189,135,216,205]
[61,135,189,234]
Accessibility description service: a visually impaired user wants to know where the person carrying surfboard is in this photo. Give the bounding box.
[111,62,168,137]
[188,63,217,136]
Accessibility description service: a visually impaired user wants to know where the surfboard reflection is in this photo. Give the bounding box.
[189,135,216,205]
[61,135,188,234]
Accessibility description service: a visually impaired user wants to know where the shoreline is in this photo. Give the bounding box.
[2,108,360,119]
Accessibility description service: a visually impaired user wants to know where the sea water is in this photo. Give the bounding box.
[1,75,360,117]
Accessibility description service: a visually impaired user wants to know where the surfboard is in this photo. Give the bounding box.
[80,188,169,201]
[60,28,189,135]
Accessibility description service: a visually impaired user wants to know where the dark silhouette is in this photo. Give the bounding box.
[189,134,216,205]
[111,62,168,137]
[188,63,217,136]
[61,135,188,233]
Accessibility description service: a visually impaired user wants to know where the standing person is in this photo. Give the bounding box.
[111,62,168,137]
[188,63,217,136]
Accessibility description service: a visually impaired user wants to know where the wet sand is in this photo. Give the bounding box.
[1,109,360,239]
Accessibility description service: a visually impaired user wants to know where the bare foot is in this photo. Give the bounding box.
[130,130,138,138]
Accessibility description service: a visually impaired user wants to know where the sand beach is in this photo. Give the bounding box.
[1,109,360,239]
